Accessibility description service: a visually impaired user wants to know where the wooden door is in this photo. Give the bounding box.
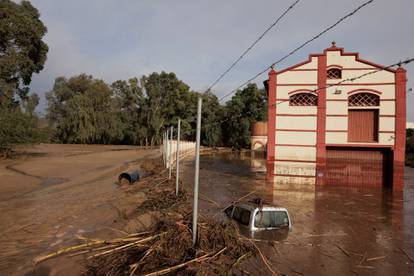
[348,110,379,142]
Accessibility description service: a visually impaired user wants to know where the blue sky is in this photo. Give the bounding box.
[29,0,414,122]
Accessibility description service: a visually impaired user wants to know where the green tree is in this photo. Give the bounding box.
[222,84,267,149]
[140,72,196,145]
[23,93,40,117]
[46,74,122,144]
[0,0,48,156]
[200,92,224,147]
[111,78,146,145]
[0,0,48,107]
[0,108,38,157]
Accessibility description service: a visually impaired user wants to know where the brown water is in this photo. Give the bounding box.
[181,151,414,275]
[1,146,413,275]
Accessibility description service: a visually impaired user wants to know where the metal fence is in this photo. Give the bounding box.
[160,98,203,245]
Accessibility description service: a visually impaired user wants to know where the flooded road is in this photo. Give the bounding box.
[182,151,414,275]
[0,144,159,275]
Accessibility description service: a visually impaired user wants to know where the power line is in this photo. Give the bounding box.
[218,0,375,102]
[204,56,413,128]
[204,0,301,93]
[270,56,414,108]
[309,57,413,95]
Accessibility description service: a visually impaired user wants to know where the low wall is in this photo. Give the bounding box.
[162,140,196,168]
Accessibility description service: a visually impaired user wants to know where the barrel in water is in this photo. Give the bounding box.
[118,170,140,185]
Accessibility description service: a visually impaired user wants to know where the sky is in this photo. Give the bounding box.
[28,0,414,122]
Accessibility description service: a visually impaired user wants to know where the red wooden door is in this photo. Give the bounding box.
[325,148,388,187]
[348,110,379,142]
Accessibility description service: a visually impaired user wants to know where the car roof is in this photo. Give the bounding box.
[235,202,288,212]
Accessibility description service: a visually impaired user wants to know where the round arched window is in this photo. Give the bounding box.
[289,93,318,106]
[327,68,342,79]
[348,93,379,107]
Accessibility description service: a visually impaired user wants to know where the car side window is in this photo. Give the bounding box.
[240,209,251,226]
[233,206,250,226]
[232,206,242,221]
[224,205,234,217]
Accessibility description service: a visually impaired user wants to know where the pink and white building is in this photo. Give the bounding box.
[265,43,407,190]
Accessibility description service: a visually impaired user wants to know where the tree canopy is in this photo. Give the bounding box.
[46,74,122,144]
[0,0,48,156]
[222,84,267,149]
[0,1,272,153]
[0,0,48,107]
[45,72,267,149]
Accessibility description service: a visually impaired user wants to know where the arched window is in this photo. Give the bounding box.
[327,68,342,79]
[348,92,380,142]
[348,93,379,107]
[289,93,318,106]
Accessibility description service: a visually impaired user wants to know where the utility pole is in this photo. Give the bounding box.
[175,119,181,196]
[192,97,202,245]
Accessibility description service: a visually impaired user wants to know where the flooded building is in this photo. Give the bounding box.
[265,42,407,190]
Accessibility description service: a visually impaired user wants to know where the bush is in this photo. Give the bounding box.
[0,108,40,157]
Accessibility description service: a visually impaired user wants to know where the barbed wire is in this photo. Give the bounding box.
[204,0,301,94]
[218,0,375,102]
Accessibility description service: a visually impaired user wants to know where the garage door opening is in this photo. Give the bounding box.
[325,147,392,188]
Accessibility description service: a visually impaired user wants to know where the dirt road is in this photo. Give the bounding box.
[0,144,159,275]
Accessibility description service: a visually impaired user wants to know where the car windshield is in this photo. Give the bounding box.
[232,206,251,226]
[254,210,289,228]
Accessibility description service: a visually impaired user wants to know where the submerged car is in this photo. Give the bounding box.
[225,202,292,231]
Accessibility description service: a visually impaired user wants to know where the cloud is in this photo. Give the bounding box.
[29,0,414,120]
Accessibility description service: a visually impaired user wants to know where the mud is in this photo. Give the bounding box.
[0,144,159,275]
[27,162,255,276]
[85,217,253,276]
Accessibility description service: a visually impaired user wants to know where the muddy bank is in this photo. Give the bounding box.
[0,144,159,275]
[30,159,260,276]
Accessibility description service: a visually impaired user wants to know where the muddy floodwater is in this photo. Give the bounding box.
[181,151,414,276]
[0,145,413,275]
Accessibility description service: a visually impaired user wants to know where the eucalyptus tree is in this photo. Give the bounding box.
[0,0,48,155]
[140,72,196,145]
[111,78,146,145]
[46,74,122,144]
[222,84,267,149]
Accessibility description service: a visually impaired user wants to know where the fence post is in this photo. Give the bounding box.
[175,119,181,196]
[162,131,167,166]
[163,132,166,166]
[169,126,174,179]
[192,97,202,246]
[164,130,168,168]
